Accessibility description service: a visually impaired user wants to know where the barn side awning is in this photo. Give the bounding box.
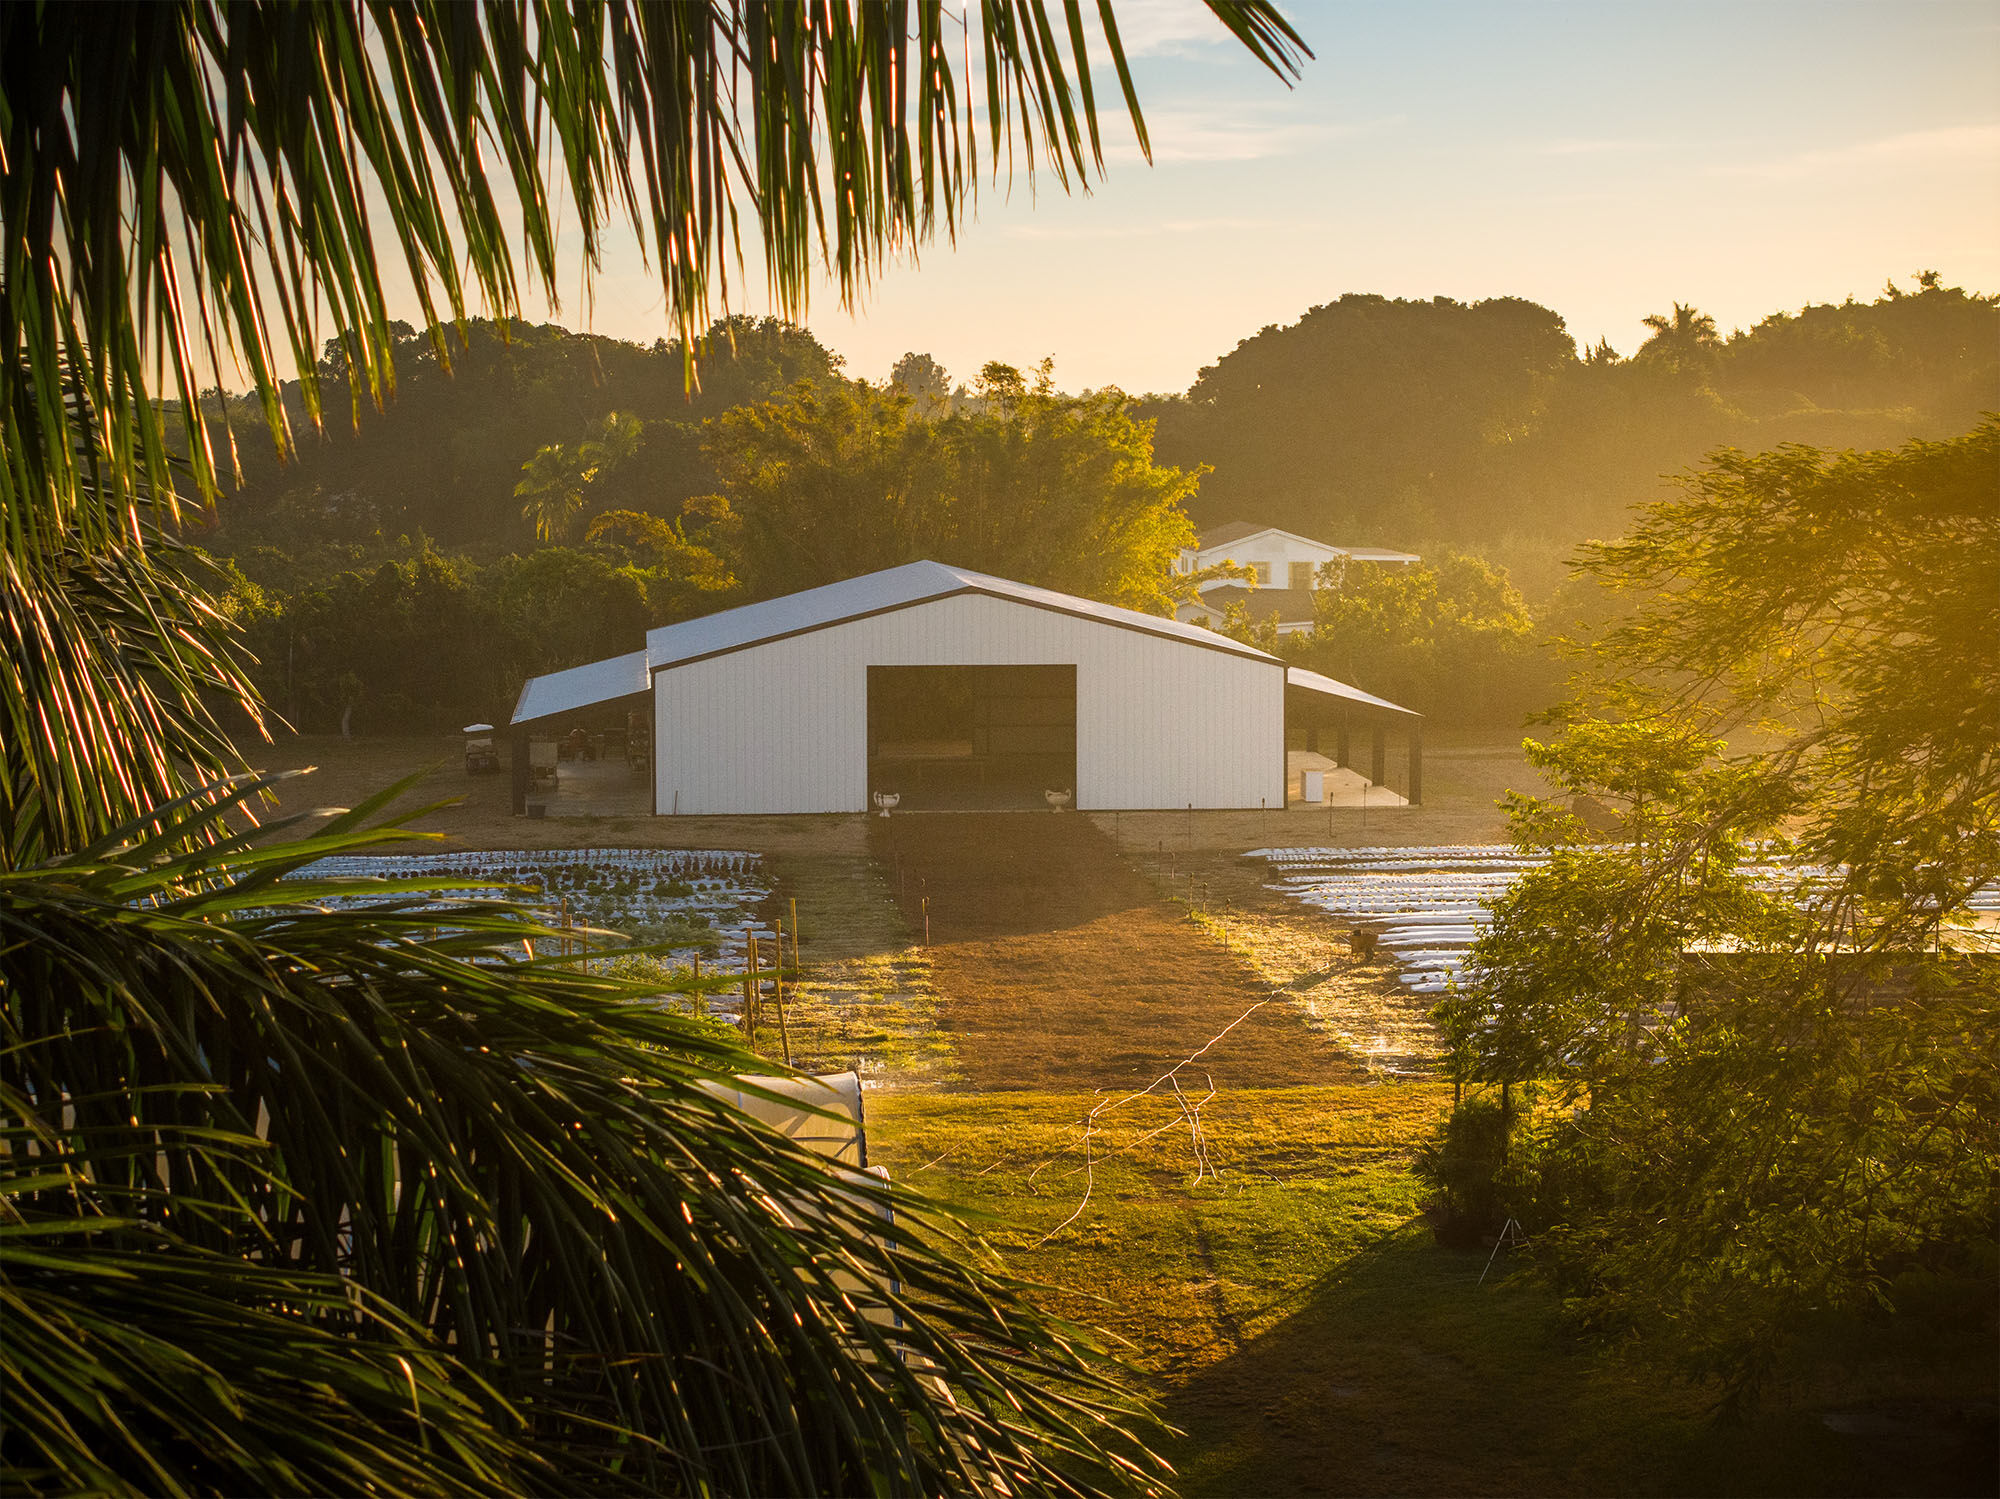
[1283,666,1420,720]
[512,649,650,726]
[1284,666,1424,805]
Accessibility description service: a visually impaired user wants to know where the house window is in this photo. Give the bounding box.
[1253,562,1271,585]
[1289,561,1314,591]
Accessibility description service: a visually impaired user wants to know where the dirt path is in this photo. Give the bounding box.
[870,814,1364,1091]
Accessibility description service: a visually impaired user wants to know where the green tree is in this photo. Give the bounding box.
[708,364,1204,612]
[1145,278,1995,557]
[889,350,956,417]
[1,2,1309,1491]
[1153,293,1581,538]
[1275,553,1547,723]
[206,317,844,555]
[1438,422,2000,1405]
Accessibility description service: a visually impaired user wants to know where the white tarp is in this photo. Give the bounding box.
[699,1070,867,1167]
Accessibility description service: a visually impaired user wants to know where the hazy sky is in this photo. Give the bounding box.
[486,0,2000,394]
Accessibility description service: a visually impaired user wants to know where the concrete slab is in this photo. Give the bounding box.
[1286,750,1408,809]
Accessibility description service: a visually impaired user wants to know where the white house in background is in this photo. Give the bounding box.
[1174,521,1420,636]
[507,559,1423,814]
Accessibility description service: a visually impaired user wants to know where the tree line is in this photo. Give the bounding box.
[1145,273,1995,575]
[195,275,1995,735]
[208,348,1205,734]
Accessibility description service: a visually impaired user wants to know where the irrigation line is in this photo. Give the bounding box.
[1036,992,1279,1244]
[1035,1114,1102,1246]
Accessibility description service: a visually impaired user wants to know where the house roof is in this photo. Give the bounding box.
[641,559,1276,672]
[1285,666,1422,720]
[1338,545,1423,563]
[1193,585,1318,623]
[1191,521,1421,566]
[1195,519,1267,549]
[513,561,1279,725]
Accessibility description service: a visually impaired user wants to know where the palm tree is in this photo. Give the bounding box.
[516,412,647,543]
[1,3,1308,1492]
[1636,301,1722,373]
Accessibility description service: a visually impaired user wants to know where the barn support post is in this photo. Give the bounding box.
[1408,721,1424,807]
[1370,725,1387,787]
[510,728,530,815]
[1335,721,1351,768]
[1306,721,1319,754]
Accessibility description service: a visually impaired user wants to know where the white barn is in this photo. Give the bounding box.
[510,560,1419,815]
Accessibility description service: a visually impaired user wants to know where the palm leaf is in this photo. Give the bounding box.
[1,6,1315,1488]
[3,782,1168,1495]
[1,0,1309,536]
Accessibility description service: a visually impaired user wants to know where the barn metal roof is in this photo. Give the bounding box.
[511,648,649,725]
[642,559,1279,671]
[511,561,1326,726]
[1284,666,1422,720]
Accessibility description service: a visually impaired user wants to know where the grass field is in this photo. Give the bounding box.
[874,1088,1992,1499]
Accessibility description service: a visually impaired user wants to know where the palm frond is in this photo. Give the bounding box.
[1,0,1308,527]
[2,781,1168,1496]
[2,1222,541,1499]
[0,502,263,868]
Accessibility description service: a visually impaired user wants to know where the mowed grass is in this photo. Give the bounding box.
[871,1085,1980,1499]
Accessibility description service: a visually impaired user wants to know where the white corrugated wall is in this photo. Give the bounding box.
[652,592,1283,814]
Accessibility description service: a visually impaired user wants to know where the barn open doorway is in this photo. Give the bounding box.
[867,665,1077,810]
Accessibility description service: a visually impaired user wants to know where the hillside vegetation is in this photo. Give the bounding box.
[189,275,1995,735]
[1146,273,1995,572]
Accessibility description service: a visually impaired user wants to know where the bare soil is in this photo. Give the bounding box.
[869,812,1365,1092]
[243,730,1539,1089]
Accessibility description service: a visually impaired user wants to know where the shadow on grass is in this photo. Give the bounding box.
[1161,1222,1994,1499]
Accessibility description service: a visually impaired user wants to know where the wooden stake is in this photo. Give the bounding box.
[773,916,793,1068]
[692,954,703,1017]
[790,897,800,973]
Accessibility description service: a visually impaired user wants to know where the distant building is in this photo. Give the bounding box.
[1175,522,1419,635]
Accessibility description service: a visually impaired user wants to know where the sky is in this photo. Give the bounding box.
[453,0,2000,394]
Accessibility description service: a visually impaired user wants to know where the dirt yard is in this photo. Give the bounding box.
[239,729,1545,1088]
[869,812,1364,1092]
